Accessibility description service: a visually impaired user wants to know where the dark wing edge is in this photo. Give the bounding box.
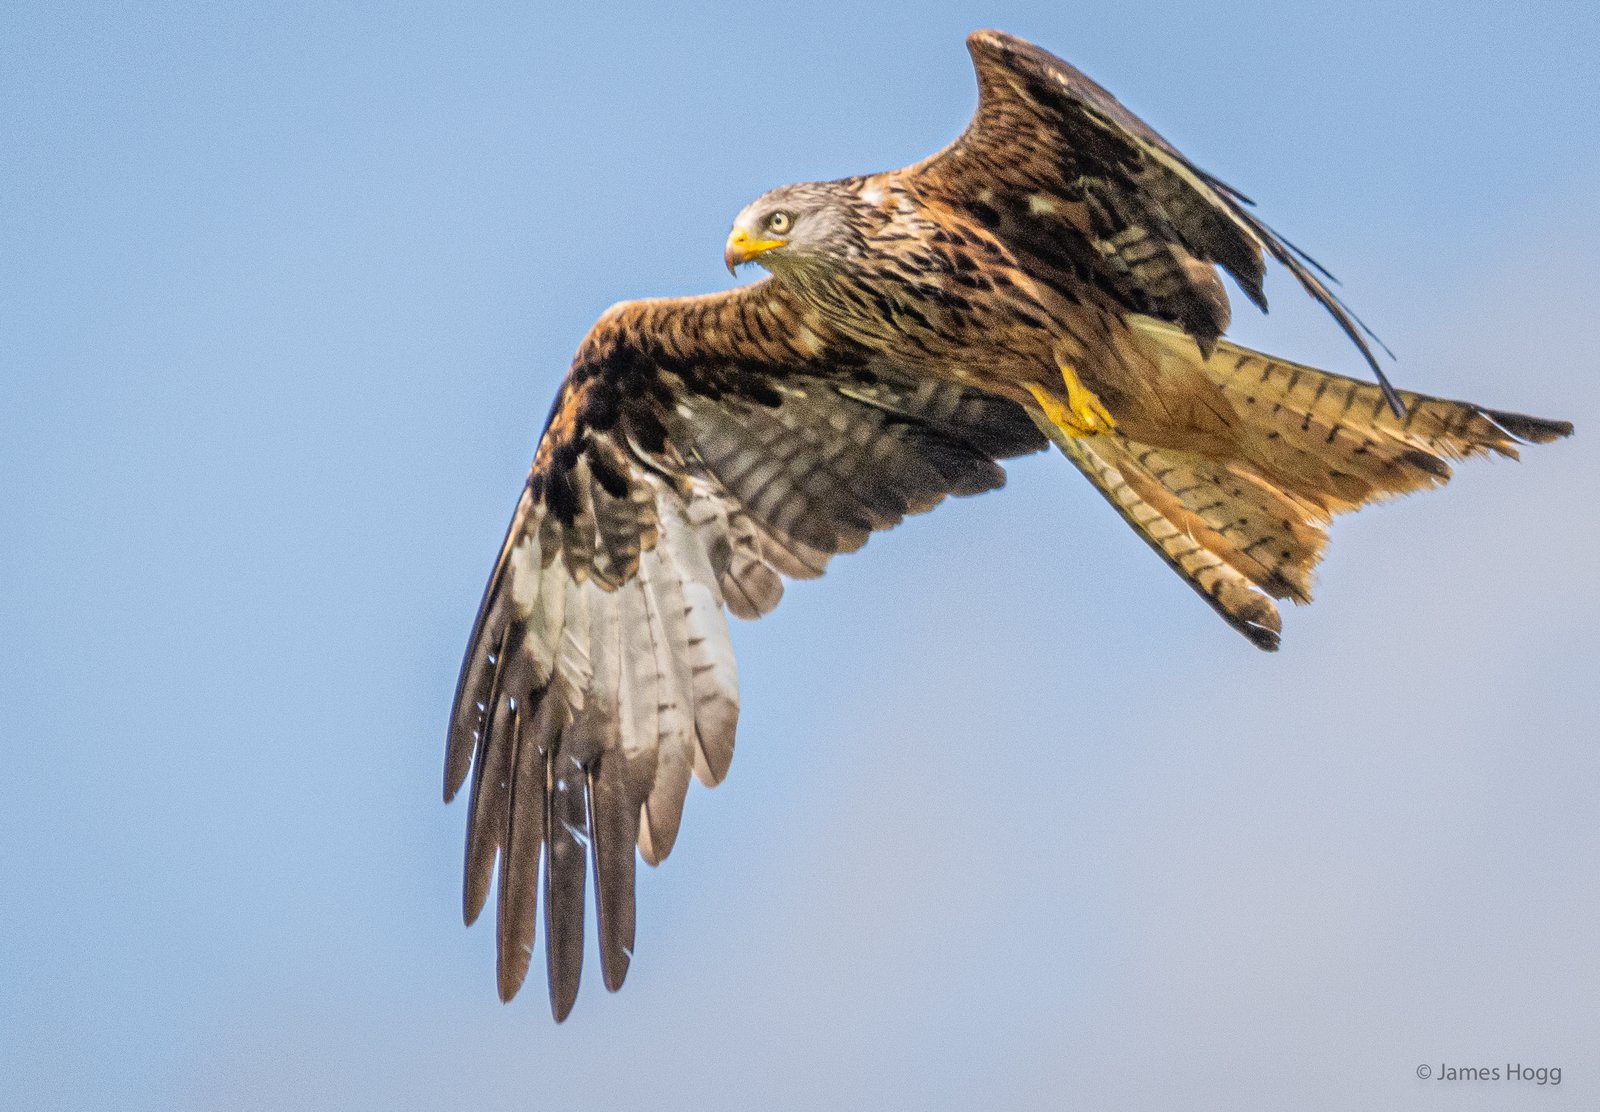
[443,281,1045,1020]
[912,28,1406,416]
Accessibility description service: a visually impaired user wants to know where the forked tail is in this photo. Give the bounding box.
[1042,326,1572,649]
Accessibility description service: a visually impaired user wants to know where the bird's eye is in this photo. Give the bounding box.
[767,211,792,235]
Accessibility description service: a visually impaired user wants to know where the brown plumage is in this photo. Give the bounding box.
[445,29,1572,1019]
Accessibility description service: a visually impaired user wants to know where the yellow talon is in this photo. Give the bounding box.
[1029,365,1116,437]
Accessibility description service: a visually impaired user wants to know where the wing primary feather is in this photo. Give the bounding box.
[445,602,503,802]
[543,737,590,1022]
[446,494,539,800]
[495,698,546,1002]
[587,754,639,992]
[462,623,520,927]
[1257,223,1340,285]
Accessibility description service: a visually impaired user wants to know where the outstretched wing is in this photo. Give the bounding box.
[444,280,1044,1020]
[909,29,1405,415]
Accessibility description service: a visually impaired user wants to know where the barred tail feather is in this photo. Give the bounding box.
[1208,338,1570,510]
[1051,324,1571,650]
[1053,430,1292,650]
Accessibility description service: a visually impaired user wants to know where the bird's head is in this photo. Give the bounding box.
[724,182,861,277]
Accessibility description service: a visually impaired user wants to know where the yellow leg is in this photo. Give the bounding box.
[1029,364,1116,438]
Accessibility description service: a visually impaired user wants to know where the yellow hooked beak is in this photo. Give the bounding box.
[724,228,787,274]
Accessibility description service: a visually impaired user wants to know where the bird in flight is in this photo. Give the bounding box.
[445,30,1571,1020]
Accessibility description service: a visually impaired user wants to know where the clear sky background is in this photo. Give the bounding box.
[4,2,1597,1110]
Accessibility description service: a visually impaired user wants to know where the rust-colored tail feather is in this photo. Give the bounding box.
[1045,330,1572,650]
[1200,336,1572,513]
[1062,434,1291,649]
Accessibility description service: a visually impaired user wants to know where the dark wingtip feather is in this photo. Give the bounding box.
[496,702,548,1004]
[463,883,488,928]
[496,929,533,1004]
[445,702,484,803]
[1247,630,1281,652]
[588,758,639,994]
[447,619,516,804]
[1483,408,1574,445]
[544,754,590,1023]
[463,694,519,928]
[1241,617,1282,652]
[1226,591,1283,652]
[445,664,489,803]
[444,695,481,802]
[1196,167,1257,208]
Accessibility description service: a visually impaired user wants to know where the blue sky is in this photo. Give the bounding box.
[3,2,1597,1109]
